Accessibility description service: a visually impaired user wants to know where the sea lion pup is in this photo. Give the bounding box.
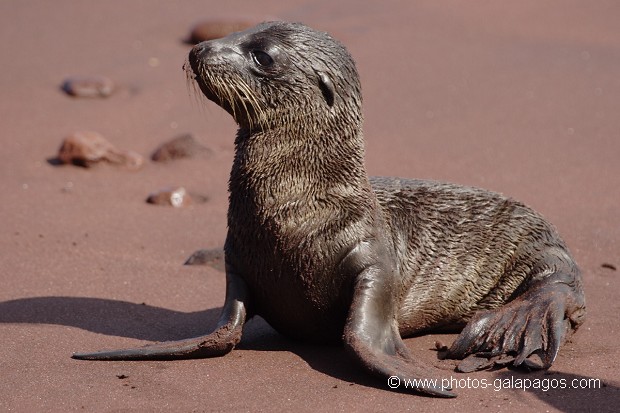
[73,22,586,397]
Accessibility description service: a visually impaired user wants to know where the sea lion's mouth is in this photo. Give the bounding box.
[185,39,269,130]
[187,43,203,78]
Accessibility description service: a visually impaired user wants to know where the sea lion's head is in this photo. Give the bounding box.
[186,22,362,133]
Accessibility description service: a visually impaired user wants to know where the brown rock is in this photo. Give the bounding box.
[434,341,448,351]
[151,134,210,162]
[184,248,225,272]
[61,76,115,98]
[146,187,208,207]
[57,131,114,166]
[56,131,144,169]
[188,20,256,43]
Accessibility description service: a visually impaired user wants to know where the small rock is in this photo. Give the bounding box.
[147,187,192,207]
[434,341,448,351]
[151,134,210,162]
[56,131,144,169]
[61,76,115,98]
[184,248,225,272]
[57,131,114,166]
[146,187,208,207]
[188,20,256,43]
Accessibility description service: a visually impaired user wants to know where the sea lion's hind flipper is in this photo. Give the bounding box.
[72,271,249,361]
[343,259,456,398]
[447,268,586,372]
[72,329,241,360]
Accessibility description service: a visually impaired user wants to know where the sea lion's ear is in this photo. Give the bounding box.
[316,71,335,107]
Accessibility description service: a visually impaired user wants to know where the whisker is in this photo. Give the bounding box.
[185,61,269,130]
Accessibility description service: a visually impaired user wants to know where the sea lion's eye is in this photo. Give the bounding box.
[251,50,274,67]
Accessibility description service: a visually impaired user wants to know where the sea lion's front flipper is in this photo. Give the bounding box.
[447,268,586,372]
[72,271,249,360]
[343,257,456,398]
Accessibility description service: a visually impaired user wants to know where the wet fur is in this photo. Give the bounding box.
[74,22,586,397]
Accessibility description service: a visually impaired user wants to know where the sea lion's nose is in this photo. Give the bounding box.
[189,41,212,62]
[190,40,239,66]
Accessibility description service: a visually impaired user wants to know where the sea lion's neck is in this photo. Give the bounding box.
[228,124,373,216]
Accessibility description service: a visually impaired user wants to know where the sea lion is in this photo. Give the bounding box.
[73,22,586,398]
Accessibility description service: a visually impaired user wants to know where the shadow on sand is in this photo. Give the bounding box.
[2,296,618,405]
[491,369,620,413]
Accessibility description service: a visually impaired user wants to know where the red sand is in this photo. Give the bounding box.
[1,1,618,411]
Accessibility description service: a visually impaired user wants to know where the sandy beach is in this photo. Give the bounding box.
[1,1,618,411]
